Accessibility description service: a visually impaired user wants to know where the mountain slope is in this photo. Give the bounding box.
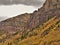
[18,16,60,45]
[0,16,59,45]
[0,0,60,33]
[0,0,60,45]
[0,8,60,32]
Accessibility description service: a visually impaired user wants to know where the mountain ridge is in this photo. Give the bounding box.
[0,0,60,45]
[0,0,60,33]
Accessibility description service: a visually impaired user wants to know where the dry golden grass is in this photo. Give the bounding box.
[0,16,60,45]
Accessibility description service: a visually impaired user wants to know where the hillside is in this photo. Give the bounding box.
[0,0,60,45]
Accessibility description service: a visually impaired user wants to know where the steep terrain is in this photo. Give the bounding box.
[0,0,60,45]
[0,0,60,33]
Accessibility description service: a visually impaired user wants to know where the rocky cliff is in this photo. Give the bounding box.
[0,0,60,45]
[0,0,60,33]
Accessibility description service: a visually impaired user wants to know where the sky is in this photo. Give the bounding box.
[0,0,45,21]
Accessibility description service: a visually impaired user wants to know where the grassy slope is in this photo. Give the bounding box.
[0,16,60,45]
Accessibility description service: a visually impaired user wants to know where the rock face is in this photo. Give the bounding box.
[0,13,31,32]
[0,0,60,34]
[27,0,60,30]
[0,0,60,44]
[43,0,60,11]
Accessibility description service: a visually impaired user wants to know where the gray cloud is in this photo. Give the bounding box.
[0,0,45,7]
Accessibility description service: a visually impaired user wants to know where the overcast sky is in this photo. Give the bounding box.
[0,0,45,21]
[0,0,45,6]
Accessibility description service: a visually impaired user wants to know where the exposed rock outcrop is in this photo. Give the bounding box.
[0,0,60,34]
